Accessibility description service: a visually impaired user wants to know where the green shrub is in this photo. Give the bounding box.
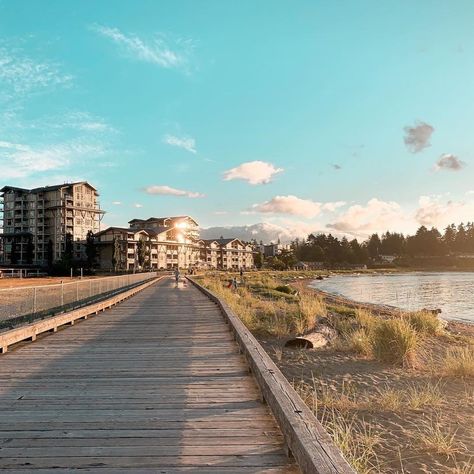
[274,285,293,294]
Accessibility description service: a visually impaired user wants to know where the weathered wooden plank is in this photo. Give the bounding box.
[0,455,297,469]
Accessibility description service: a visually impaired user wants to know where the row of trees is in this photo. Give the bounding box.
[291,223,474,265]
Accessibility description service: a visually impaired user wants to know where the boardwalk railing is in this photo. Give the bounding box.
[0,276,162,354]
[0,272,159,325]
[188,277,354,474]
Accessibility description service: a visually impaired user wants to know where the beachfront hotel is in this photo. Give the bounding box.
[0,182,104,265]
[96,216,254,271]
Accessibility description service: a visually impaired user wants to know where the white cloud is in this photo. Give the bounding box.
[434,153,466,171]
[163,134,196,154]
[92,24,191,69]
[0,46,72,96]
[0,140,104,179]
[327,198,405,235]
[112,201,122,205]
[143,185,204,198]
[251,195,345,218]
[134,203,143,208]
[213,211,228,215]
[403,121,434,153]
[415,195,474,227]
[223,161,283,185]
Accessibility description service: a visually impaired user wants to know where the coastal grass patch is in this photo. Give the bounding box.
[348,328,373,357]
[376,386,404,412]
[371,318,420,367]
[293,379,380,473]
[297,293,326,334]
[405,310,444,336]
[406,382,444,409]
[414,417,465,459]
[442,346,474,378]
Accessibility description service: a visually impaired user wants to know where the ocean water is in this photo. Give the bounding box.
[310,272,474,323]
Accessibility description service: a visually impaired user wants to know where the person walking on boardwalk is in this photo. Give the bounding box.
[174,267,180,287]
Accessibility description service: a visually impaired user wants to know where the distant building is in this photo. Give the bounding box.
[95,216,254,271]
[262,241,292,258]
[0,182,104,265]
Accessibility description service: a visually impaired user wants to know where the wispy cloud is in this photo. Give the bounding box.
[112,201,122,205]
[0,140,105,179]
[434,153,466,171]
[403,121,434,153]
[163,134,196,153]
[143,185,205,198]
[92,24,192,70]
[134,203,143,208]
[223,161,284,185]
[251,195,345,218]
[0,46,72,97]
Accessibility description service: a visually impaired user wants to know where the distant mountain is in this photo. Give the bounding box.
[200,222,311,244]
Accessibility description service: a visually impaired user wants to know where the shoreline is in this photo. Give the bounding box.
[293,278,474,338]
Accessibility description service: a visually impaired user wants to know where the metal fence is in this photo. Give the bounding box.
[0,272,158,324]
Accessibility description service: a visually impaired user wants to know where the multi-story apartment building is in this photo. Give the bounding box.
[0,182,104,265]
[96,216,254,271]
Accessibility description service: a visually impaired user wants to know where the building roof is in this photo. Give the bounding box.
[128,216,198,226]
[1,182,98,194]
[95,226,134,236]
[95,226,170,238]
[141,226,169,236]
[0,186,29,193]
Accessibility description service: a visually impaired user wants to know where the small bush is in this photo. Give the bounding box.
[443,346,474,378]
[274,285,293,294]
[371,318,419,366]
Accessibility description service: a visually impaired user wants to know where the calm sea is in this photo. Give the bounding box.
[310,272,474,323]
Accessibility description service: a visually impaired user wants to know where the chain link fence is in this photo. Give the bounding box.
[0,272,159,327]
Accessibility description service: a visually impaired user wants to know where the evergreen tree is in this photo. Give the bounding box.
[367,234,381,258]
[137,237,147,268]
[85,230,97,269]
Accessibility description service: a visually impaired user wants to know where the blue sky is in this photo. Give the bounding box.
[1,1,473,241]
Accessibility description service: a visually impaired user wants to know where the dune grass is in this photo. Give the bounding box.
[414,417,465,459]
[371,318,420,367]
[443,346,474,378]
[405,310,444,335]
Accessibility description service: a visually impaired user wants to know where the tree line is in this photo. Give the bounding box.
[291,223,474,266]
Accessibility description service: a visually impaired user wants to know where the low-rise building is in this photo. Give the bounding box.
[95,216,254,271]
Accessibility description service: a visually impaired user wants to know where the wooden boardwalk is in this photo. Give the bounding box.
[0,277,300,473]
